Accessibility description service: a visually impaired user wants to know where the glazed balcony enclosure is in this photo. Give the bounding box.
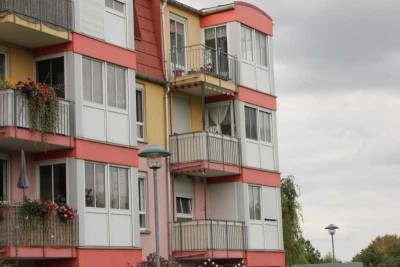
[0,206,77,259]
[0,89,74,152]
[170,45,239,96]
[171,220,246,260]
[0,0,74,48]
[169,131,241,177]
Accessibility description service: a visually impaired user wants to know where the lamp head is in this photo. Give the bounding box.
[325,223,339,235]
[138,145,171,170]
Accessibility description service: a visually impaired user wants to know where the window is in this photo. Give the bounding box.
[245,106,258,140]
[138,174,147,230]
[39,163,66,203]
[241,26,253,61]
[204,26,228,75]
[36,57,65,98]
[176,197,192,221]
[0,159,8,201]
[83,57,103,104]
[255,31,268,67]
[259,111,272,143]
[110,166,129,210]
[85,162,106,208]
[249,185,261,220]
[105,0,124,13]
[107,64,126,109]
[0,52,6,80]
[136,84,144,140]
[207,102,233,136]
[170,17,186,68]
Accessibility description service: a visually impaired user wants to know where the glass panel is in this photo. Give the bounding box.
[119,168,129,209]
[256,32,267,67]
[53,163,66,204]
[136,90,143,123]
[241,27,246,59]
[0,160,7,200]
[254,187,261,220]
[36,59,51,84]
[116,67,126,109]
[95,163,106,208]
[105,0,113,8]
[139,214,146,229]
[246,27,253,61]
[51,57,65,98]
[178,198,192,214]
[138,177,145,211]
[110,166,119,209]
[249,186,255,220]
[114,1,124,12]
[92,60,103,104]
[176,198,182,214]
[217,26,228,75]
[85,162,95,207]
[83,58,92,102]
[170,19,185,68]
[0,54,5,80]
[40,165,53,201]
[260,111,271,143]
[107,64,116,107]
[245,106,258,140]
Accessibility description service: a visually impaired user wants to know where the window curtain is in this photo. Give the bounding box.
[208,104,229,134]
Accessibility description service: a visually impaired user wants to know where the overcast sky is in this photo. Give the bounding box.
[182,0,400,261]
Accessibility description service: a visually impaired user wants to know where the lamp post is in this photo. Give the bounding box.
[325,223,339,264]
[139,145,171,267]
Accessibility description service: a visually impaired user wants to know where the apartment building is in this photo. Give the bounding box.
[0,0,284,267]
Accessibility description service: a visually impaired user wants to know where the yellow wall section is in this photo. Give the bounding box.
[138,79,166,146]
[0,41,33,82]
[165,5,202,56]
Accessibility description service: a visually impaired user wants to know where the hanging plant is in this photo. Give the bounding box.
[15,78,59,133]
[57,204,78,223]
[21,198,58,218]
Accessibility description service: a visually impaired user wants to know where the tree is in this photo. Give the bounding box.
[138,253,181,267]
[302,238,323,263]
[352,234,400,267]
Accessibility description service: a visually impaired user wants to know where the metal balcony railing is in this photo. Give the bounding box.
[169,131,241,167]
[170,44,239,85]
[171,220,247,252]
[0,206,78,250]
[0,0,74,31]
[0,89,75,137]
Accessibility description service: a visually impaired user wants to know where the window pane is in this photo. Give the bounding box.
[105,0,113,8]
[107,65,116,107]
[40,165,53,201]
[245,106,258,140]
[92,60,103,104]
[140,214,146,229]
[51,57,65,98]
[36,59,51,85]
[110,167,119,209]
[53,163,66,204]
[256,32,267,67]
[83,58,92,102]
[136,90,143,122]
[0,160,7,200]
[116,67,126,109]
[95,164,106,208]
[85,162,94,207]
[138,177,146,211]
[246,28,253,61]
[260,111,271,143]
[114,1,124,12]
[0,54,5,80]
[176,198,182,214]
[249,186,255,220]
[119,168,129,210]
[254,187,261,220]
[177,197,192,215]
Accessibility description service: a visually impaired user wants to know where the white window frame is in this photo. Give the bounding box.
[0,48,9,80]
[255,31,268,68]
[138,172,147,230]
[176,197,193,220]
[205,100,235,136]
[170,14,187,71]
[109,165,130,210]
[105,0,126,16]
[248,184,262,221]
[241,25,253,62]
[0,153,10,201]
[136,83,145,141]
[84,161,107,209]
[83,56,105,107]
[241,25,269,71]
[106,63,127,110]
[244,104,273,145]
[36,159,68,203]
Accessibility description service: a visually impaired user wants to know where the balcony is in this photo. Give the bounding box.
[169,131,241,177]
[0,206,77,259]
[170,45,239,96]
[0,89,74,152]
[171,220,246,260]
[0,0,74,48]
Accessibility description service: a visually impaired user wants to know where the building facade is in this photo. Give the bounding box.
[0,0,284,266]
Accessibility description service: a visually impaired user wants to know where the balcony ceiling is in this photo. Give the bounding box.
[0,17,71,48]
[0,137,70,152]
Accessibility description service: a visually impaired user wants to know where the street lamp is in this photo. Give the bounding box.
[139,145,171,267]
[325,223,339,264]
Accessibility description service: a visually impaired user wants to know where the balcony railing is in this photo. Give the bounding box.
[0,206,77,250]
[171,220,247,252]
[169,131,241,167]
[0,89,74,136]
[170,44,239,85]
[0,0,74,31]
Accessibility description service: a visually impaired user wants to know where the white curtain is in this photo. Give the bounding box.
[208,104,229,134]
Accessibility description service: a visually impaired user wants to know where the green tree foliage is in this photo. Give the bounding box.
[281,175,323,265]
[352,234,400,267]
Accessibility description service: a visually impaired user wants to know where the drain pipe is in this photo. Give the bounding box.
[161,0,173,261]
